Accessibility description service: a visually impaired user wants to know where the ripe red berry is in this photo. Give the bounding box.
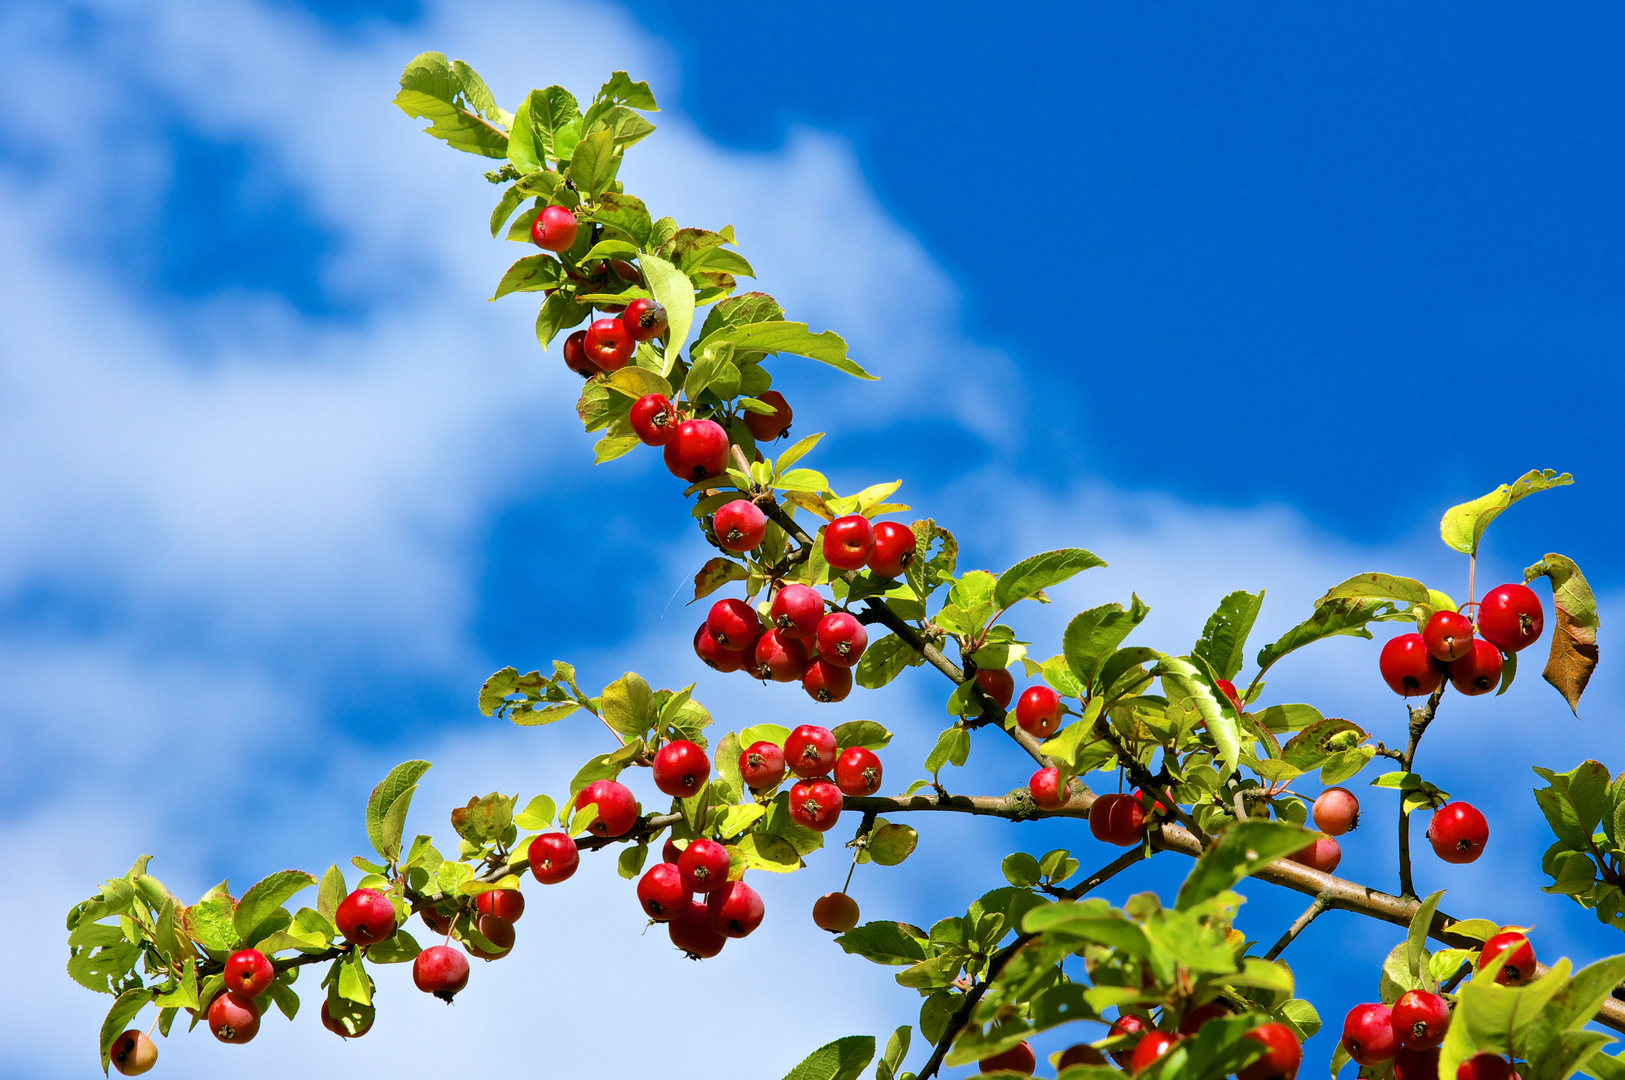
[1177,1002,1231,1035]
[1342,1003,1398,1065]
[652,739,711,798]
[1458,1054,1514,1080]
[319,1000,374,1040]
[1136,787,1174,817]
[629,393,676,446]
[739,740,788,789]
[473,888,524,923]
[785,724,838,778]
[1214,677,1242,710]
[662,836,682,864]
[1130,1031,1181,1074]
[574,778,638,837]
[1380,633,1446,696]
[1030,766,1068,810]
[813,891,860,932]
[1477,583,1544,653]
[662,418,730,482]
[815,611,868,668]
[707,879,765,938]
[1427,802,1489,864]
[694,622,745,672]
[636,862,691,920]
[713,499,768,552]
[413,943,470,1001]
[1313,787,1360,835]
[223,947,274,997]
[528,831,579,884]
[822,514,875,570]
[469,913,515,959]
[802,659,853,702]
[677,838,732,893]
[978,1040,1036,1074]
[1059,1044,1107,1068]
[975,667,1015,710]
[335,887,397,946]
[1090,793,1146,847]
[668,898,727,958]
[789,778,844,831]
[1391,989,1451,1049]
[620,297,668,342]
[1108,1015,1151,1067]
[770,583,825,639]
[1423,609,1476,662]
[419,904,454,935]
[1289,837,1343,874]
[834,746,883,796]
[1449,638,1504,696]
[110,1029,158,1075]
[868,520,917,578]
[752,629,809,682]
[1479,931,1536,985]
[1238,1022,1302,1080]
[583,317,634,371]
[1394,1047,1441,1080]
[1014,685,1063,737]
[743,389,793,441]
[561,329,600,378]
[208,990,260,1043]
[529,205,578,252]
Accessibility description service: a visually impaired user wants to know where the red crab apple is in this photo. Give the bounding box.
[1449,638,1504,696]
[677,837,732,894]
[693,622,744,672]
[223,948,274,997]
[1423,609,1476,662]
[743,389,792,441]
[584,317,633,371]
[739,740,788,789]
[803,657,854,702]
[1379,633,1446,696]
[770,583,824,639]
[1394,1048,1441,1080]
[713,499,768,552]
[822,514,875,570]
[1427,802,1489,864]
[528,832,579,884]
[1342,1003,1398,1065]
[1107,1015,1151,1067]
[1090,793,1146,846]
[1238,1022,1302,1080]
[468,913,514,959]
[1477,583,1544,653]
[335,887,397,945]
[110,1030,157,1075]
[662,837,682,865]
[561,329,600,378]
[574,779,637,837]
[978,1040,1036,1074]
[707,879,765,938]
[1391,990,1451,1050]
[1130,1032,1181,1074]
[1312,787,1360,835]
[474,888,524,923]
[1059,1045,1107,1068]
[1029,766,1068,810]
[788,778,843,831]
[652,739,711,798]
[419,904,454,935]
[785,724,838,777]
[208,990,261,1043]
[529,205,578,252]
[669,898,727,958]
[752,628,809,682]
[1014,685,1063,737]
[637,863,690,920]
[620,297,668,342]
[413,944,470,1001]
[629,393,676,445]
[813,891,860,933]
[320,1000,375,1039]
[1478,931,1536,986]
[1214,678,1242,710]
[868,520,917,578]
[1290,837,1342,874]
[975,667,1015,710]
[814,611,868,667]
[1457,1054,1514,1080]
[707,593,766,649]
[834,746,883,796]
[1178,1002,1231,1035]
[663,418,730,482]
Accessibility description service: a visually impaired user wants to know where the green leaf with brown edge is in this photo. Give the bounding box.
[393,52,509,159]
[1319,572,1431,606]
[601,672,656,738]
[993,548,1107,611]
[1440,469,1574,555]
[490,254,564,300]
[99,987,150,1075]
[1525,553,1600,714]
[834,921,932,966]
[696,321,876,381]
[778,1035,877,1080]
[1255,597,1404,674]
[1175,820,1316,910]
[1281,718,1368,771]
[601,366,672,400]
[232,870,316,946]
[366,761,431,862]
[366,929,420,964]
[868,824,918,866]
[1193,589,1264,682]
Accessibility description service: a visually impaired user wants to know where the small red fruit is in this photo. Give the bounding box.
[528,832,579,884]
[1178,1002,1231,1035]
[1391,989,1451,1050]
[770,583,825,639]
[707,879,765,938]
[1458,1054,1514,1080]
[1090,793,1146,846]
[815,611,868,668]
[823,514,875,570]
[529,205,578,252]
[785,724,838,777]
[1394,1047,1441,1080]
[677,838,732,893]
[975,667,1015,710]
[1058,1044,1107,1068]
[473,888,525,923]
[669,898,727,958]
[1312,787,1360,835]
[1477,583,1544,653]
[1014,685,1063,737]
[694,622,744,672]
[561,329,600,378]
[789,778,844,831]
[653,739,711,798]
[739,740,788,789]
[319,1000,375,1039]
[868,520,917,578]
[813,891,860,932]
[1029,766,1068,810]
[223,948,274,997]
[620,297,669,342]
[662,836,682,864]
[208,990,260,1043]
[743,389,793,441]
[413,943,470,1001]
[419,904,454,935]
[1427,802,1489,864]
[1479,931,1535,985]
[1289,837,1342,874]
[574,778,638,837]
[1342,1003,1399,1065]
[584,317,634,371]
[979,1040,1036,1074]
[1423,609,1476,662]
[469,913,514,958]
[636,862,691,920]
[629,393,676,446]
[1380,633,1446,696]
[1130,1031,1181,1074]
[1449,638,1504,696]
[752,629,809,682]
[713,499,768,552]
[663,418,730,482]
[1108,1015,1151,1067]
[1238,1022,1302,1080]
[1214,678,1242,709]
[803,659,853,701]
[110,1029,158,1075]
[834,746,883,796]
[335,887,397,946]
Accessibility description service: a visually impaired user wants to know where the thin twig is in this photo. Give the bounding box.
[1263,894,1331,960]
[1397,687,1444,899]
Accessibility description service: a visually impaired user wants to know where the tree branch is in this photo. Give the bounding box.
[1397,687,1444,899]
[1262,894,1331,960]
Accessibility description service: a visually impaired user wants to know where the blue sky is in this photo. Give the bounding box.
[2,2,1622,1077]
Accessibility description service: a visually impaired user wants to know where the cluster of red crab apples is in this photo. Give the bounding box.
[1379,584,1544,698]
[975,1015,1304,1078]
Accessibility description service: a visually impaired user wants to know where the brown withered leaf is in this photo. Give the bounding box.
[1525,553,1599,715]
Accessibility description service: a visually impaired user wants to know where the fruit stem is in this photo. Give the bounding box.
[1262,893,1331,961]
[1468,551,1478,608]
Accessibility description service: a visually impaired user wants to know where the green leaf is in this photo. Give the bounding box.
[513,794,556,832]
[580,71,659,131]
[1175,821,1316,910]
[366,929,421,964]
[869,824,918,866]
[567,129,619,199]
[617,843,650,880]
[1157,656,1240,777]
[696,321,876,381]
[1526,553,1600,714]
[834,720,893,751]
[1193,589,1264,682]
[1001,852,1042,887]
[1063,597,1150,692]
[855,634,923,690]
[1320,572,1432,606]
[639,254,695,374]
[1256,597,1403,674]
[99,988,150,1074]
[778,1035,876,1080]
[366,761,431,863]
[924,726,970,775]
[535,290,589,348]
[601,672,656,739]
[993,548,1107,611]
[835,922,931,965]
[233,870,317,946]
[393,53,509,159]
[337,952,371,1007]
[1440,469,1574,555]
[1408,890,1445,984]
[490,254,563,300]
[507,86,580,172]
